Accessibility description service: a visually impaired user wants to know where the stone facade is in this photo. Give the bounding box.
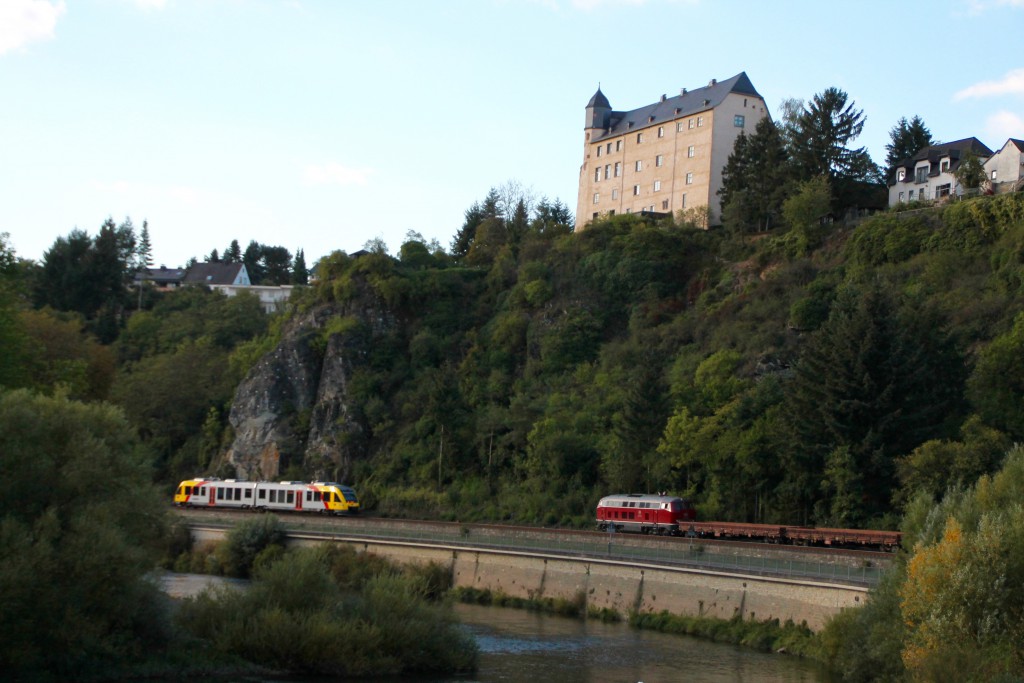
[576,73,769,230]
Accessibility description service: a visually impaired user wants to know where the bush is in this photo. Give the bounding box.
[219,515,286,578]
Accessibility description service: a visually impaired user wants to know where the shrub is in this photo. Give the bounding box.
[219,515,286,578]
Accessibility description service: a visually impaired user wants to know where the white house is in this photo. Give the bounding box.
[888,138,993,207]
[984,138,1024,195]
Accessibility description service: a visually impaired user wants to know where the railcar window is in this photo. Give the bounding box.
[235,489,241,501]
[258,489,266,499]
[287,492,294,504]
[270,490,277,503]
[245,490,252,499]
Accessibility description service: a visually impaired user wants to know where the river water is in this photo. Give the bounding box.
[298,604,832,683]
[163,574,831,683]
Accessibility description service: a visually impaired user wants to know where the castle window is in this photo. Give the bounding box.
[609,209,615,216]
[697,116,704,127]
[681,193,687,208]
[612,188,619,200]
[595,168,600,182]
[593,193,600,204]
[607,142,612,153]
[635,160,643,172]
[616,140,622,152]
[593,212,598,220]
[658,126,664,138]
[662,200,669,210]
[637,132,644,143]
[677,122,684,132]
[687,145,695,158]
[614,162,621,177]
[633,185,641,196]
[688,119,695,129]
[685,172,693,185]
[654,180,662,192]
[656,155,664,167]
[597,146,602,157]
[605,164,611,179]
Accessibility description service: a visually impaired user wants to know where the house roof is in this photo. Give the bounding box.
[589,72,762,143]
[1007,138,1024,152]
[889,137,994,185]
[183,262,246,285]
[135,266,186,284]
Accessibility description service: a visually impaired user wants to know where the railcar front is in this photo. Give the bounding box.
[596,493,695,535]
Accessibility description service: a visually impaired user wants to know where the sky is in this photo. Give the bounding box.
[2,0,1023,269]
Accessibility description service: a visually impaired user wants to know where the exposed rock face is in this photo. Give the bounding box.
[225,297,391,482]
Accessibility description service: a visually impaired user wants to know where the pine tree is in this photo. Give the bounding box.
[136,220,153,269]
[884,115,933,176]
[720,118,791,233]
[224,239,242,263]
[292,249,308,285]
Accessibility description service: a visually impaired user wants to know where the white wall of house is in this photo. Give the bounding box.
[212,284,293,313]
[888,159,958,206]
[984,140,1024,194]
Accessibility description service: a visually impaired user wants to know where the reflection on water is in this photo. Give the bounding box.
[298,603,831,683]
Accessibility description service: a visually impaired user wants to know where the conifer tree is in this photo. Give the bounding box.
[884,115,933,176]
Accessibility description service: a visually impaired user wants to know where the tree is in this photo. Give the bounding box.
[530,197,573,236]
[451,188,500,258]
[0,390,169,678]
[782,175,833,253]
[782,284,964,524]
[292,248,308,285]
[261,245,292,285]
[790,88,882,213]
[885,115,933,176]
[243,240,265,283]
[967,312,1024,439]
[955,151,987,192]
[224,239,242,263]
[136,220,154,269]
[720,117,792,233]
[207,248,220,262]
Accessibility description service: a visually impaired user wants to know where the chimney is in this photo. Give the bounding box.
[660,94,666,102]
[709,78,717,86]
[681,87,687,95]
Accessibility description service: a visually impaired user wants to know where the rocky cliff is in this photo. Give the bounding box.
[224,295,394,482]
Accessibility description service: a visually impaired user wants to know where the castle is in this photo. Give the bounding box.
[576,72,768,230]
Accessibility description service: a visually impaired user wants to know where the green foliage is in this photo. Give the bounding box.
[631,611,816,655]
[884,115,933,175]
[218,515,287,578]
[0,390,169,679]
[968,312,1024,439]
[781,175,832,253]
[176,547,477,676]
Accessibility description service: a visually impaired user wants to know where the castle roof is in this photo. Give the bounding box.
[589,72,761,142]
[587,87,610,109]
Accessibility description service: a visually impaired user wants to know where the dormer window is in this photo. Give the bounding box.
[897,170,906,182]
[940,160,950,173]
[915,167,927,183]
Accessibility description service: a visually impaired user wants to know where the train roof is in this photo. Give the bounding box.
[598,493,685,504]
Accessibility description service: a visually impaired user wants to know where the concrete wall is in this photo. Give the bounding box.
[287,535,867,631]
[188,525,865,630]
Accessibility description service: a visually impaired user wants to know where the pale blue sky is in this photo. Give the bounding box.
[2,0,1022,268]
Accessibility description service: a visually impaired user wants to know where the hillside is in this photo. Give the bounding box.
[215,192,1024,530]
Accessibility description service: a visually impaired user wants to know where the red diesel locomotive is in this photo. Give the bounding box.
[596,493,697,535]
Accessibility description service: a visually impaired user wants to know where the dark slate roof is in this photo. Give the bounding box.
[590,72,762,143]
[135,266,186,284]
[183,262,245,285]
[889,137,994,185]
[1008,138,1024,152]
[587,87,610,109]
